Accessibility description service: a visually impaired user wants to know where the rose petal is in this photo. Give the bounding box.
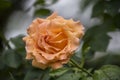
[27,18,44,35]
[47,12,58,20]
[26,53,33,59]
[32,50,48,64]
[32,60,47,69]
[50,62,63,69]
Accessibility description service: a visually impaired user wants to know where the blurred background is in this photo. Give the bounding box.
[0,0,120,80]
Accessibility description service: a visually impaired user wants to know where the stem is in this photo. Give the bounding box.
[80,53,85,68]
[81,46,90,68]
[70,59,93,77]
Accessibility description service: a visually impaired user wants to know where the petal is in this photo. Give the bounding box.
[32,60,47,69]
[59,54,67,60]
[66,19,84,38]
[37,21,50,34]
[23,36,36,53]
[26,53,33,59]
[61,59,69,64]
[48,32,68,49]
[32,50,48,64]
[47,12,58,19]
[50,62,63,69]
[47,21,63,34]
[27,18,44,35]
[40,36,60,53]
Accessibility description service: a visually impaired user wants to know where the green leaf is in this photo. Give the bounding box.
[9,72,16,80]
[101,65,120,80]
[83,26,111,51]
[93,70,109,80]
[35,8,51,17]
[24,68,50,80]
[92,1,104,17]
[82,77,93,80]
[104,0,120,17]
[84,49,95,60]
[40,70,50,80]
[51,0,58,4]
[90,33,111,51]
[10,35,25,48]
[114,13,120,29]
[85,54,120,68]
[34,0,45,6]
[56,72,81,80]
[10,35,26,59]
[24,68,43,80]
[50,68,69,77]
[15,47,26,59]
[0,0,12,12]
[92,0,120,17]
[3,49,22,68]
[93,65,120,80]
[0,56,5,70]
[80,0,98,11]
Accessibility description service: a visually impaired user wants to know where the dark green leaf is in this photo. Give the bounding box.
[84,49,95,60]
[3,49,22,68]
[93,65,120,80]
[15,47,26,59]
[10,35,26,58]
[35,8,51,17]
[104,0,120,17]
[50,68,69,77]
[82,77,93,80]
[34,0,45,6]
[90,33,111,51]
[114,13,120,29]
[92,0,120,17]
[0,56,5,70]
[24,68,43,80]
[85,54,120,68]
[83,26,111,51]
[9,72,16,80]
[24,68,50,80]
[101,65,120,80]
[56,72,81,80]
[93,70,110,80]
[0,0,12,12]
[10,35,25,48]
[51,0,58,4]
[92,1,104,17]
[40,69,50,80]
[80,0,98,11]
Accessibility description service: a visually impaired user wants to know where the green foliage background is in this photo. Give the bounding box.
[0,0,120,80]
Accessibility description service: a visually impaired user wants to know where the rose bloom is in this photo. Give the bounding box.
[23,12,84,69]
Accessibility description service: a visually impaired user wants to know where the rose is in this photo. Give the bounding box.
[23,12,84,69]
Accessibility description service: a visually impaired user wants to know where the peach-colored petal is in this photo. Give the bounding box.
[23,36,36,53]
[32,60,47,69]
[66,19,84,38]
[50,62,63,69]
[27,18,44,35]
[47,12,58,20]
[32,50,48,64]
[26,53,33,59]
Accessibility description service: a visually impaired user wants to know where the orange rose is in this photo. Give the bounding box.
[23,12,84,69]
